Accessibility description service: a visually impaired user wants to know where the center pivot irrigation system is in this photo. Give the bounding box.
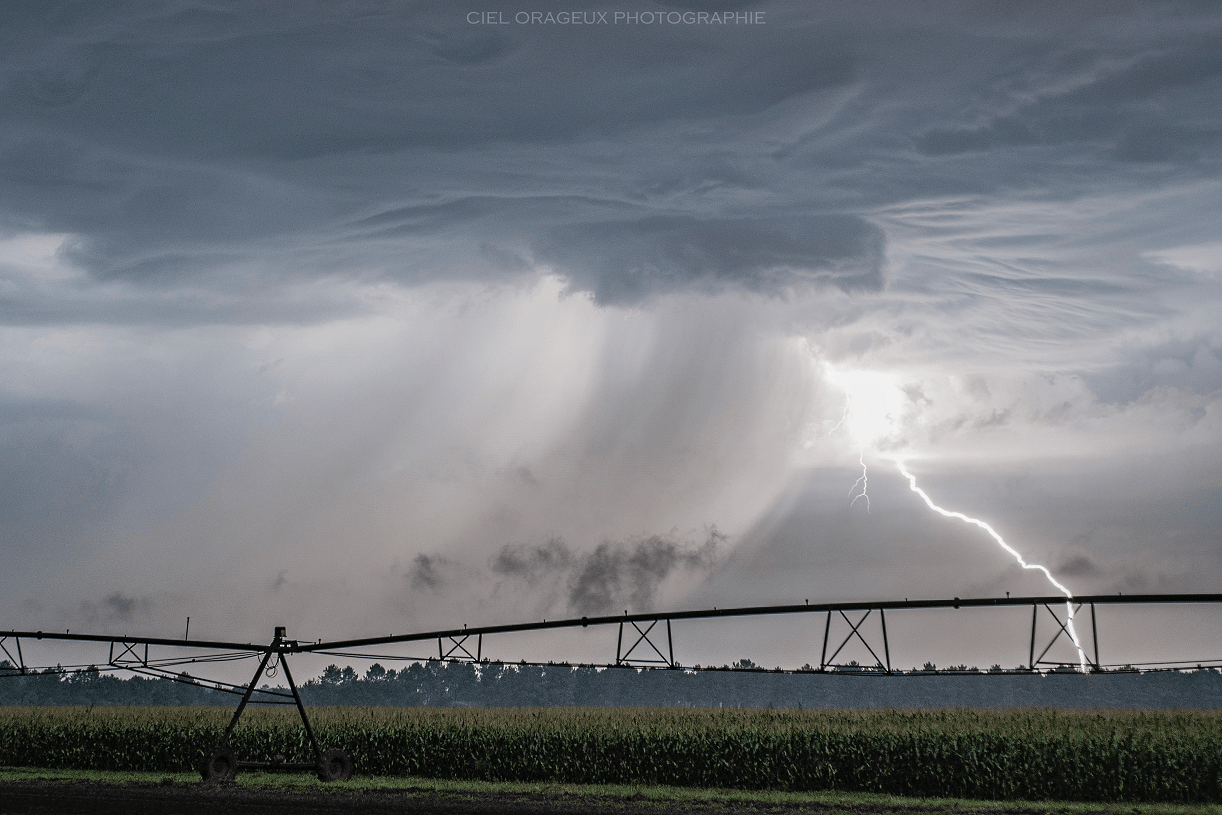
[4,592,1221,781]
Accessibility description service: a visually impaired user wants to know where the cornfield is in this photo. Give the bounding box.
[0,705,1217,802]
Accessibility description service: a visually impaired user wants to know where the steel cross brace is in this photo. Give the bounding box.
[615,618,675,667]
[1029,602,1100,670]
[109,640,149,668]
[820,609,891,673]
[439,632,481,662]
[0,636,25,674]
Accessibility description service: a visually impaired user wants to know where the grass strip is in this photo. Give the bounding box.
[4,766,1222,815]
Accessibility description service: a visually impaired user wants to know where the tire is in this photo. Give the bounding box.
[316,748,353,782]
[201,746,239,783]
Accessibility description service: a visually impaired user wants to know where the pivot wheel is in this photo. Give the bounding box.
[201,746,239,783]
[316,748,353,782]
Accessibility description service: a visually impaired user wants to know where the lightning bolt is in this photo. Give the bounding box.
[896,460,1088,672]
[828,405,850,435]
[849,450,870,512]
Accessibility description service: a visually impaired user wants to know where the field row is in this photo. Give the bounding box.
[0,706,1217,802]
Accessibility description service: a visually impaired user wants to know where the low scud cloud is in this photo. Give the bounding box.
[78,592,154,629]
[492,528,725,615]
[404,528,726,618]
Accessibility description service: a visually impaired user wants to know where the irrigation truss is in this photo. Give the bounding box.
[4,592,1222,681]
[3,592,1220,780]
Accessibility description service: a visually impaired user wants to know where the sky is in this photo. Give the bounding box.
[2,0,1221,674]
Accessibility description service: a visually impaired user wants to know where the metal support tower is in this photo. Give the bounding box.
[199,627,353,783]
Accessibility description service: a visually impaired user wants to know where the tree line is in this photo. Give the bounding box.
[3,658,1221,708]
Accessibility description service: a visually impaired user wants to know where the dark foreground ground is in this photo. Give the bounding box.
[1,780,665,815]
[4,780,786,814]
[0,780,1192,815]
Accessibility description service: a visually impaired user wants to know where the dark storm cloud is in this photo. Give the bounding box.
[1056,555,1100,578]
[0,0,855,310]
[79,592,153,626]
[492,529,726,614]
[103,593,139,619]
[567,534,720,614]
[0,0,850,175]
[0,2,848,155]
[491,537,574,583]
[915,40,1222,164]
[535,215,886,305]
[407,554,450,591]
[1,0,1219,315]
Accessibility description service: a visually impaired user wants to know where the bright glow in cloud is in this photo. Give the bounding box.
[825,362,1090,671]
[824,367,906,448]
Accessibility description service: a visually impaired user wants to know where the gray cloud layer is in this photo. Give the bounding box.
[535,215,886,305]
[1,2,1220,662]
[3,0,1216,316]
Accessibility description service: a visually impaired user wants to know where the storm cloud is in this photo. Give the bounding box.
[566,532,723,615]
[535,215,886,305]
[1,2,1220,669]
[492,529,726,615]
